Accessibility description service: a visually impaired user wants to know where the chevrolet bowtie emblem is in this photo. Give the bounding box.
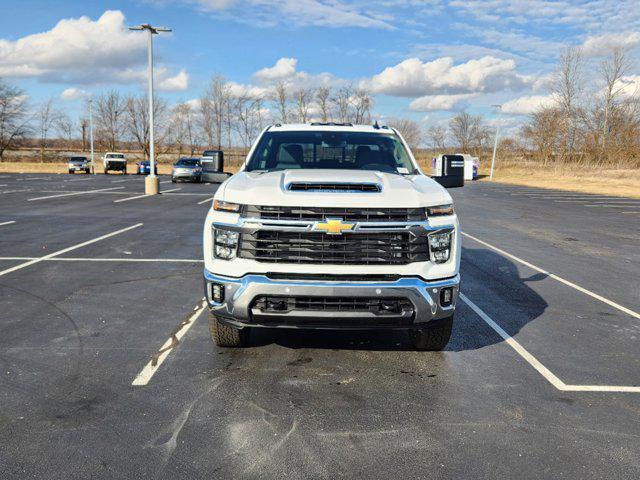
[314,219,355,235]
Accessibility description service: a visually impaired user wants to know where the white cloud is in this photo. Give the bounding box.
[363,56,531,97]
[60,87,87,101]
[581,32,640,56]
[0,10,186,89]
[616,75,640,98]
[185,0,394,29]
[501,94,558,115]
[254,58,298,83]
[409,93,477,111]
[157,69,189,92]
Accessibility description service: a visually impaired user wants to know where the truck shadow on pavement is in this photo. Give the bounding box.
[244,247,548,352]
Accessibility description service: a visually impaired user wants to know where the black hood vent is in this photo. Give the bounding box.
[287,182,381,193]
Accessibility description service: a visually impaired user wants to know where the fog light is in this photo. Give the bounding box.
[211,283,225,303]
[440,287,453,307]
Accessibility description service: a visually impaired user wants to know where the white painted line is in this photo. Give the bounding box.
[0,256,203,263]
[113,193,149,203]
[460,293,640,393]
[460,293,566,390]
[0,223,143,278]
[462,232,640,321]
[583,204,640,208]
[161,187,181,193]
[132,300,207,386]
[113,187,181,203]
[160,180,171,184]
[197,196,215,205]
[28,186,124,201]
[0,184,7,187]
[111,179,128,183]
[0,221,16,226]
[48,257,203,263]
[621,211,640,214]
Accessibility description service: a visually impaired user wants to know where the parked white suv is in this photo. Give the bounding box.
[203,123,461,350]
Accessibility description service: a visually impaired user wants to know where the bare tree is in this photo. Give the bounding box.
[234,89,265,148]
[352,88,373,124]
[295,88,313,123]
[387,118,423,148]
[94,91,126,151]
[0,80,29,161]
[332,85,353,123]
[521,107,563,165]
[426,125,447,151]
[449,111,474,151]
[36,98,61,161]
[273,82,290,123]
[79,117,89,151]
[315,86,331,122]
[169,102,199,155]
[200,76,231,149]
[552,47,583,160]
[124,94,168,160]
[599,47,631,160]
[54,112,75,149]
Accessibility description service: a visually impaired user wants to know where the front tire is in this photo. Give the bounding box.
[409,316,453,351]
[209,313,248,347]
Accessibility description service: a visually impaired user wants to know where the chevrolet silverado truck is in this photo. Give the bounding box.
[203,123,461,350]
[103,152,127,174]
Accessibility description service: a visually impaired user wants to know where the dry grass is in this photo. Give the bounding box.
[477,163,640,199]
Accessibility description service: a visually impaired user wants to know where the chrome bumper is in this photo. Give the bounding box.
[204,270,459,329]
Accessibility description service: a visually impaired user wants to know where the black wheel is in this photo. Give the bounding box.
[171,178,176,183]
[409,316,453,351]
[104,168,108,174]
[209,313,248,347]
[68,170,74,174]
[85,169,90,174]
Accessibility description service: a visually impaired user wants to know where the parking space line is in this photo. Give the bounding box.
[460,293,640,393]
[111,179,128,183]
[132,300,207,386]
[160,180,171,184]
[28,186,124,201]
[114,188,182,203]
[197,196,215,205]
[113,193,149,203]
[0,220,16,226]
[461,231,640,321]
[0,223,143,278]
[0,256,203,262]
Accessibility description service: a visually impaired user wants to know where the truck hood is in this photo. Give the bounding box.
[221,169,452,207]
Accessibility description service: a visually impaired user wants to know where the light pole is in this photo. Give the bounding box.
[129,24,172,195]
[489,104,502,181]
[88,98,95,175]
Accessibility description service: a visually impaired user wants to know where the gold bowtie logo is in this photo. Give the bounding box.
[314,219,355,235]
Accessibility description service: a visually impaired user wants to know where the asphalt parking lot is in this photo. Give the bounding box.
[1,173,639,479]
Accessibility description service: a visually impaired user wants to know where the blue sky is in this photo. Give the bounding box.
[1,0,639,131]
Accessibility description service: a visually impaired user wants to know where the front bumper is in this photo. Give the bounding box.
[204,270,459,330]
[172,171,201,181]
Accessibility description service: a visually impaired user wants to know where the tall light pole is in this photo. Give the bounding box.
[88,98,95,175]
[129,24,172,195]
[489,104,502,181]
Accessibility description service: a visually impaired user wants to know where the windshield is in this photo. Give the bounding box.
[70,157,87,161]
[107,154,124,159]
[245,131,416,174]
[176,158,200,167]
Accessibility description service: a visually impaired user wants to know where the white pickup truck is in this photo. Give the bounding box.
[202,123,461,350]
[103,152,127,174]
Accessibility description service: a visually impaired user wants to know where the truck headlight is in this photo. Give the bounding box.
[214,228,239,260]
[426,204,454,217]
[428,230,452,264]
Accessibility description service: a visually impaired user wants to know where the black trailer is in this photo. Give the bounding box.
[201,150,231,183]
[432,154,465,188]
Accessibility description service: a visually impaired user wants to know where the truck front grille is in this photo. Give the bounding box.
[238,231,428,265]
[252,295,414,315]
[242,205,425,222]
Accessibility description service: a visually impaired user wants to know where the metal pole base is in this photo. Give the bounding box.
[145,176,160,195]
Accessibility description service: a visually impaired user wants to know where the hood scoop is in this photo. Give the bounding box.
[287,182,381,193]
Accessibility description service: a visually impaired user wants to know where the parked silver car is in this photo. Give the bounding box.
[171,158,202,183]
[68,156,91,174]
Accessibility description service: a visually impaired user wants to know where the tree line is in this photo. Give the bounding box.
[0,76,376,161]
